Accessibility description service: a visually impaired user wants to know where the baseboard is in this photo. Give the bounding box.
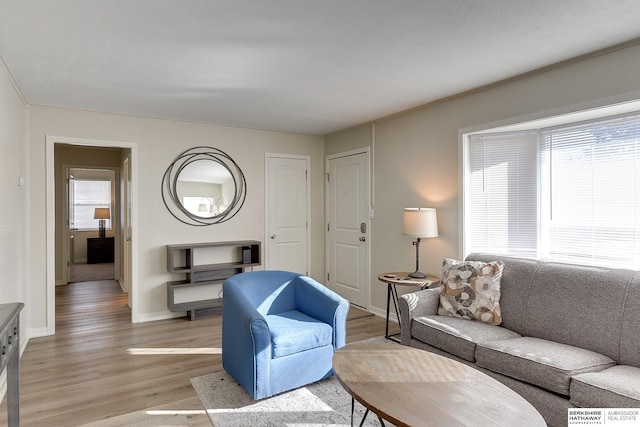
[368,306,396,323]
[136,310,186,323]
[28,326,50,339]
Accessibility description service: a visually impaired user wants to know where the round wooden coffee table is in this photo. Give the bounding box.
[332,341,546,427]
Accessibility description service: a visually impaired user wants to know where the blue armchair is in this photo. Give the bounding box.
[222,270,349,400]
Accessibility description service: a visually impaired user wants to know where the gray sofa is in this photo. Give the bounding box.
[398,253,640,427]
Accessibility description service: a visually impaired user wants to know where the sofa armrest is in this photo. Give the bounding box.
[294,276,350,349]
[398,286,442,345]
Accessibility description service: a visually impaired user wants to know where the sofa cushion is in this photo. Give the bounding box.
[265,309,333,358]
[439,258,505,325]
[523,263,633,362]
[465,254,541,335]
[571,365,640,408]
[476,337,616,396]
[411,315,521,362]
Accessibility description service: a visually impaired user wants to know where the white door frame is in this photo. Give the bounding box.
[325,147,371,308]
[264,153,311,273]
[45,135,139,335]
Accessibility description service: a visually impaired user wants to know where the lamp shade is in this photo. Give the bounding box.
[402,208,438,238]
[93,207,111,220]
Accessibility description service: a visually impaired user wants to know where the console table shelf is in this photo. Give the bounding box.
[166,240,261,320]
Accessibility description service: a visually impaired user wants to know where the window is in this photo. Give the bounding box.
[71,169,114,231]
[465,112,640,269]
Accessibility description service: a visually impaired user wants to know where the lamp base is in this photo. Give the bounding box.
[408,271,426,279]
[98,219,106,238]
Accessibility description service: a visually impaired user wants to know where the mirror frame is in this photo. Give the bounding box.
[161,146,247,226]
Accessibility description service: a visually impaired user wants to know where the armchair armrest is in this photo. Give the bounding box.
[398,286,442,345]
[293,276,350,349]
[222,279,273,398]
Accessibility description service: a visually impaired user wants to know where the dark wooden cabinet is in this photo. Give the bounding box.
[87,237,115,264]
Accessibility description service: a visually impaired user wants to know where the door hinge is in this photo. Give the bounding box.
[327,272,330,281]
[305,170,308,179]
[327,223,330,232]
[326,173,330,182]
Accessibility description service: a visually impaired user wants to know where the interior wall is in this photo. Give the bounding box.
[28,106,324,329]
[0,61,27,310]
[325,41,640,316]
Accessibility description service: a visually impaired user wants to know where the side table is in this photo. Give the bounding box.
[377,272,439,342]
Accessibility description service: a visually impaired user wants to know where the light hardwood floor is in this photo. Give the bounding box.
[0,280,392,426]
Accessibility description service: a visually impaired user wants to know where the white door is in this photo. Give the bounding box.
[266,155,309,274]
[326,150,370,308]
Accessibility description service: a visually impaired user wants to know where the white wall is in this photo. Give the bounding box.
[28,107,324,330]
[0,63,27,314]
[326,41,640,315]
[0,59,28,403]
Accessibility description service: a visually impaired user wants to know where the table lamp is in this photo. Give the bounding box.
[402,207,438,278]
[94,207,110,238]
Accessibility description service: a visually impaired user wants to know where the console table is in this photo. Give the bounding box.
[1,303,23,427]
[87,237,114,264]
[166,240,261,320]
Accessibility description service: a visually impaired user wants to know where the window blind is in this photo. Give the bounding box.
[466,112,640,269]
[73,179,112,231]
[468,132,538,257]
[540,114,640,268]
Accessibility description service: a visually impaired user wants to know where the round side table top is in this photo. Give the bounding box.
[377,272,440,288]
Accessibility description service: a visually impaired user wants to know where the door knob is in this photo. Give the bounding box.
[359,236,366,242]
[270,234,276,239]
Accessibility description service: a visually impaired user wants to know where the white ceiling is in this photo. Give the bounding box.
[2,1,640,136]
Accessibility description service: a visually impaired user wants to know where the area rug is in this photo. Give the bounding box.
[70,262,115,282]
[192,337,393,426]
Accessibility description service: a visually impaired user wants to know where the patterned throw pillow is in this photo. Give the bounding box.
[438,258,504,325]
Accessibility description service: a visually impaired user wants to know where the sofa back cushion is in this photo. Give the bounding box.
[620,272,640,367]
[466,253,540,335]
[524,263,634,362]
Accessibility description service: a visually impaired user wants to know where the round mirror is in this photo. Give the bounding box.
[162,147,246,225]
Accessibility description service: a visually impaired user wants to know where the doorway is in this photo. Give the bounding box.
[326,149,371,309]
[46,136,139,335]
[64,167,117,284]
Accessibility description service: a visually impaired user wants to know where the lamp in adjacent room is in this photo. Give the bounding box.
[402,207,438,278]
[94,207,110,238]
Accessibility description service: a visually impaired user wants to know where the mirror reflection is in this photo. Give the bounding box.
[176,160,233,218]
[161,146,246,226]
